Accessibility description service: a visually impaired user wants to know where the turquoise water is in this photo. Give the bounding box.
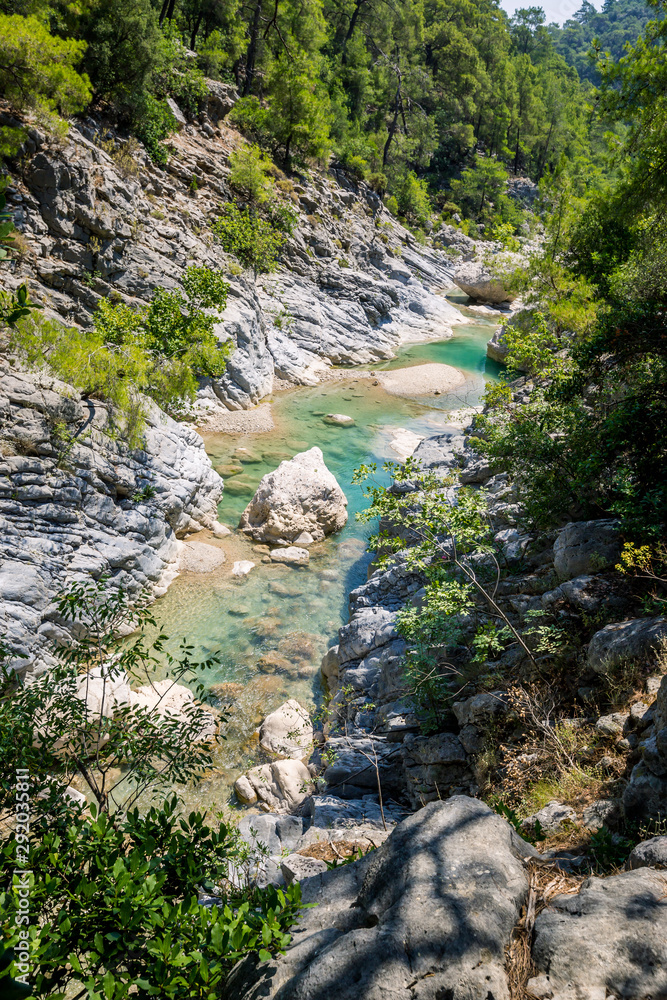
[144,307,499,811]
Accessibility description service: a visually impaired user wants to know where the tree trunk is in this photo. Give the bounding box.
[190,12,204,50]
[243,0,263,97]
[383,75,402,167]
[342,0,364,64]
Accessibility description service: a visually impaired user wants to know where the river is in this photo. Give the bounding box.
[147,293,501,814]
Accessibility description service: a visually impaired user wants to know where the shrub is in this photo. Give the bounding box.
[132,95,177,166]
[3,266,231,440]
[393,171,431,227]
[0,14,91,115]
[228,143,275,204]
[212,202,295,277]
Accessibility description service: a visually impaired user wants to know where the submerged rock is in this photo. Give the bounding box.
[239,447,348,543]
[178,541,226,573]
[270,546,309,566]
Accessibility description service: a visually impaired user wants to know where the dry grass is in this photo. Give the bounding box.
[506,861,585,1000]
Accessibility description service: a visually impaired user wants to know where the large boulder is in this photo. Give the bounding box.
[553,518,621,581]
[259,700,313,759]
[129,678,217,741]
[234,759,314,813]
[587,617,667,674]
[239,447,348,544]
[627,835,667,870]
[532,869,667,999]
[221,796,536,1000]
[452,258,519,304]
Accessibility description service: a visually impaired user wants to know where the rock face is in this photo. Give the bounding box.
[6,114,466,415]
[624,674,667,820]
[452,258,519,303]
[486,308,536,366]
[553,519,621,581]
[0,369,221,677]
[221,797,534,1000]
[532,869,667,1000]
[239,447,347,544]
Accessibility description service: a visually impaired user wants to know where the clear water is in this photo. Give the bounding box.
[143,302,500,813]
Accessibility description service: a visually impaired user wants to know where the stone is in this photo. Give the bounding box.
[166,97,187,127]
[453,258,520,303]
[323,413,355,426]
[582,799,620,831]
[179,541,226,573]
[624,675,667,821]
[212,521,231,537]
[553,519,620,581]
[596,711,629,737]
[293,531,314,546]
[306,794,406,830]
[532,869,667,999]
[401,732,472,809]
[232,560,255,577]
[280,854,328,884]
[221,796,536,1000]
[587,616,667,674]
[259,699,313,759]
[387,428,423,461]
[239,447,348,544]
[452,690,509,727]
[234,759,314,813]
[521,800,576,836]
[627,835,667,869]
[269,546,309,566]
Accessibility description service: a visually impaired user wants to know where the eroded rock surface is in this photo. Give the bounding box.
[532,869,667,1000]
[0,369,221,677]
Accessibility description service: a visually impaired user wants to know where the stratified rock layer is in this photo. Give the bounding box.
[0,368,221,676]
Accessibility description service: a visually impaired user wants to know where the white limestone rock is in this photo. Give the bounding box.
[234,759,314,813]
[239,447,348,543]
[270,546,309,566]
[259,699,313,759]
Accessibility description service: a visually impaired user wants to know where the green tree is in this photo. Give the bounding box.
[212,201,296,276]
[0,13,91,115]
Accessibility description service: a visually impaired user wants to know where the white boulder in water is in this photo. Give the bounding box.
[239,446,348,544]
[259,699,313,759]
[323,413,355,426]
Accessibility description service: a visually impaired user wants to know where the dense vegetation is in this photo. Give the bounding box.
[548,0,652,83]
[0,0,648,229]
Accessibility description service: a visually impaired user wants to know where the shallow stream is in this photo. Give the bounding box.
[147,294,501,813]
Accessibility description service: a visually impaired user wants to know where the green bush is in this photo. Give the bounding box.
[0,14,91,115]
[212,202,295,277]
[393,171,432,227]
[3,266,231,441]
[82,0,161,111]
[228,143,275,204]
[132,95,177,166]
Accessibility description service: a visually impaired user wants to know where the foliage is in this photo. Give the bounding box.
[353,458,547,732]
[393,170,432,228]
[0,13,91,115]
[0,580,302,999]
[132,94,178,166]
[81,0,161,111]
[212,201,296,277]
[228,143,275,203]
[549,0,652,85]
[450,158,520,227]
[3,266,230,441]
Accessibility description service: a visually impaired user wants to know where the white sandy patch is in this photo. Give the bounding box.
[376,363,466,397]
